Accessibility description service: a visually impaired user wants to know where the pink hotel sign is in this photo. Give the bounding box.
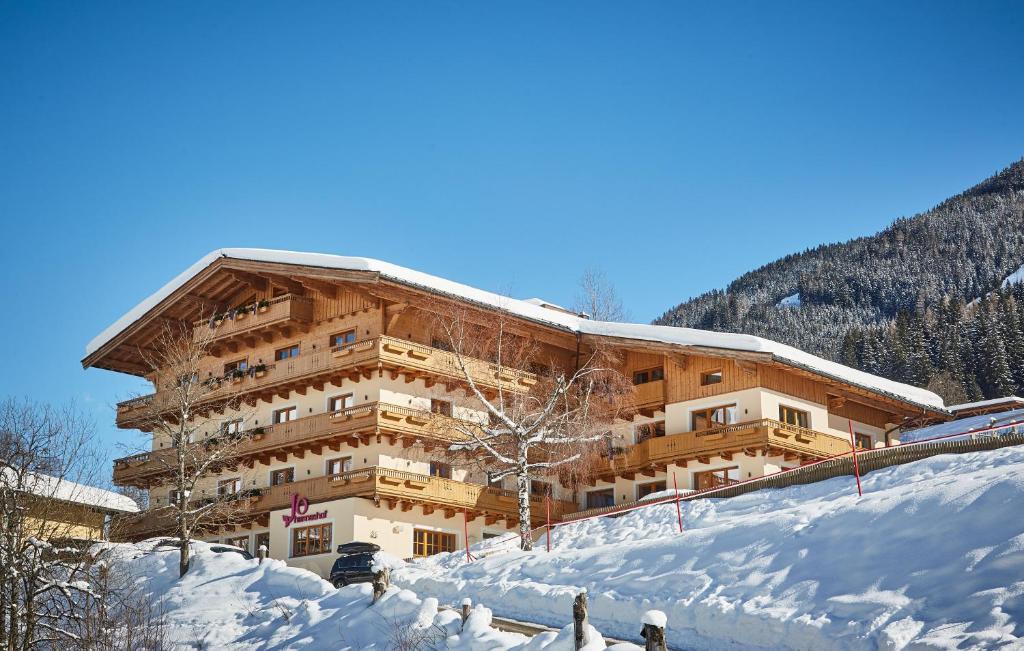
[282,494,328,527]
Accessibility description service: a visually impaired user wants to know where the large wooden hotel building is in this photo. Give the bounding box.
[83,249,948,578]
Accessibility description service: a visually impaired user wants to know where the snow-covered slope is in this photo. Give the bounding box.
[97,540,635,650]
[899,407,1024,443]
[393,445,1024,650]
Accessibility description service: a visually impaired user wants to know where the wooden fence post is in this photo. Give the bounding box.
[372,567,390,604]
[257,544,267,564]
[573,592,588,651]
[640,610,667,651]
[461,597,472,628]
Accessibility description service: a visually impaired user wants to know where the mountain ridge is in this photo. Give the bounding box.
[654,158,1024,403]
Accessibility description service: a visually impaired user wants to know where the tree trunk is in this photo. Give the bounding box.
[516,468,533,551]
[178,535,190,578]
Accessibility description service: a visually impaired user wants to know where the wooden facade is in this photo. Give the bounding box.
[84,252,948,566]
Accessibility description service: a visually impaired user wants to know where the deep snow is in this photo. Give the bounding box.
[97,539,638,650]
[392,445,1024,650]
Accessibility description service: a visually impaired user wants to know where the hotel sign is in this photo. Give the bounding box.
[282,493,328,527]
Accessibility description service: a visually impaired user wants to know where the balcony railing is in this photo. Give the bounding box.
[113,466,576,541]
[112,402,479,487]
[192,294,314,345]
[591,418,850,480]
[115,335,539,429]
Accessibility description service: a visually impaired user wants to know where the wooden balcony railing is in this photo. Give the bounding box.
[192,294,314,345]
[113,466,576,541]
[591,418,850,481]
[632,379,666,413]
[116,336,538,429]
[112,402,478,487]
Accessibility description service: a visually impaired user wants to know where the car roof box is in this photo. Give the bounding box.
[336,541,381,555]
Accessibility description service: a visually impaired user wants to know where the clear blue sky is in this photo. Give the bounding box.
[1,1,1022,473]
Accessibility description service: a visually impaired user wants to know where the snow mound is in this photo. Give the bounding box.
[393,445,1024,650]
[96,539,636,650]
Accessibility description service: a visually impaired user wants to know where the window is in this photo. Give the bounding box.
[329,330,356,349]
[291,523,332,558]
[429,461,452,479]
[270,467,294,486]
[168,489,183,505]
[254,532,270,553]
[275,345,300,361]
[273,407,298,424]
[222,419,244,436]
[585,489,615,509]
[530,480,552,497]
[430,399,452,417]
[700,369,723,386]
[224,359,248,374]
[327,457,352,476]
[217,477,242,496]
[854,433,873,450]
[635,421,666,443]
[528,361,551,376]
[637,481,666,499]
[694,467,739,490]
[632,367,664,385]
[691,404,737,431]
[328,394,354,413]
[413,529,456,557]
[779,405,810,428]
[225,535,250,552]
[486,472,502,488]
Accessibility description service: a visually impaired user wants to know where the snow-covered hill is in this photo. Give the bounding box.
[393,445,1024,650]
[97,540,634,650]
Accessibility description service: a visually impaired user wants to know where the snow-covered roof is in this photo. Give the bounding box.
[949,396,1024,413]
[2,467,139,513]
[85,248,946,412]
[899,407,1024,443]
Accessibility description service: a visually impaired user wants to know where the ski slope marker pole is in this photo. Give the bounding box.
[673,472,684,533]
[848,419,863,497]
[545,494,552,552]
[463,508,472,563]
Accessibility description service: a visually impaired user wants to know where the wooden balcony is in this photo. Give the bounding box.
[115,335,537,429]
[632,379,666,416]
[590,418,850,483]
[113,467,576,541]
[112,402,478,488]
[193,294,314,351]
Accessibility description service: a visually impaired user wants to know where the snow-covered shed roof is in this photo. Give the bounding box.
[2,467,139,514]
[949,396,1024,415]
[84,248,947,413]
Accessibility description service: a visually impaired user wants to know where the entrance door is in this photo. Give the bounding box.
[693,466,739,490]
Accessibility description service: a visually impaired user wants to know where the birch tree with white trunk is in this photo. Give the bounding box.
[130,321,258,577]
[433,308,629,550]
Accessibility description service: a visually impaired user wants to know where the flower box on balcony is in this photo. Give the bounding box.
[404,478,429,489]
[406,414,430,426]
[383,341,411,355]
[773,428,792,438]
[380,409,403,422]
[407,348,430,361]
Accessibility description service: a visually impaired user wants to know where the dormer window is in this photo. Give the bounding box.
[700,369,723,386]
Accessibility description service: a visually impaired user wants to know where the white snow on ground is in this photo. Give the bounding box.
[96,539,637,650]
[1002,263,1024,288]
[899,407,1024,443]
[778,292,802,308]
[393,446,1024,650]
[84,248,945,412]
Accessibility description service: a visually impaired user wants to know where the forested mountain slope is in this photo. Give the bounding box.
[654,159,1024,404]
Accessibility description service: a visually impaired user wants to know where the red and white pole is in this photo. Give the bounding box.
[847,419,863,497]
[463,509,472,563]
[545,494,552,552]
[672,472,684,533]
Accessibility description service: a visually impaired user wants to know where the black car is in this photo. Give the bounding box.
[329,542,381,588]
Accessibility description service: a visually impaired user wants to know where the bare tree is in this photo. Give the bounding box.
[574,268,628,322]
[128,322,259,577]
[433,308,630,550]
[0,398,108,650]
